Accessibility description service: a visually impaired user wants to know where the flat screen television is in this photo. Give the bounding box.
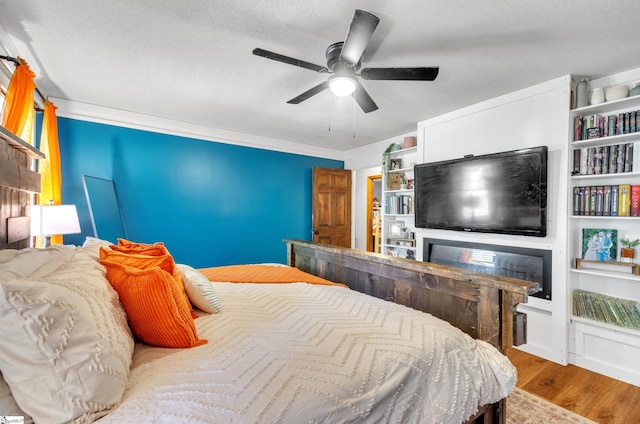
[414,146,548,237]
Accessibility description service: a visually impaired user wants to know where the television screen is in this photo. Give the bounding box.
[414,146,548,237]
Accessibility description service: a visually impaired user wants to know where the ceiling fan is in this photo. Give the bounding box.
[253,9,439,113]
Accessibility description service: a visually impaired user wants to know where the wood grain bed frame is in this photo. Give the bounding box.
[286,238,540,424]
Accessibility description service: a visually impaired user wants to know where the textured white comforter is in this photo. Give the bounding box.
[96,282,516,424]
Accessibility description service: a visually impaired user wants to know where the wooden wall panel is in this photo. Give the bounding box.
[0,134,40,250]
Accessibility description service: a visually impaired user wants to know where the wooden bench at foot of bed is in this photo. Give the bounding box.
[285,238,540,353]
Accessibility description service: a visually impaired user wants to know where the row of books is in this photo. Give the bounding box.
[572,290,640,330]
[572,184,640,216]
[572,142,638,175]
[385,194,413,215]
[573,110,640,141]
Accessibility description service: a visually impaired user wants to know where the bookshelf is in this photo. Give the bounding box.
[381,144,417,258]
[568,81,640,375]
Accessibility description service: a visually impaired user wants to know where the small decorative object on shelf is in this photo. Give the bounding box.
[387,173,403,190]
[620,238,640,263]
[590,87,605,105]
[631,83,640,97]
[390,158,402,170]
[576,78,588,108]
[605,84,629,102]
[403,136,417,148]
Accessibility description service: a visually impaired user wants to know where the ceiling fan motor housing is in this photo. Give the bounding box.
[326,42,360,73]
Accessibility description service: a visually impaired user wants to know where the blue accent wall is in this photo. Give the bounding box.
[57,117,343,267]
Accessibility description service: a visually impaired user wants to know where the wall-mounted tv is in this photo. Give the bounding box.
[414,146,548,237]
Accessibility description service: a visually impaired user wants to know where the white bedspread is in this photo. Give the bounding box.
[96,282,516,424]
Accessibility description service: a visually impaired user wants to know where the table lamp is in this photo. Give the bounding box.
[30,204,81,247]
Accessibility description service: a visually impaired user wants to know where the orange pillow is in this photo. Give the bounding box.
[110,240,188,299]
[100,248,176,271]
[112,238,168,256]
[99,247,195,318]
[101,260,207,348]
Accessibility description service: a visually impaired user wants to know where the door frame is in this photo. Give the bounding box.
[366,174,382,252]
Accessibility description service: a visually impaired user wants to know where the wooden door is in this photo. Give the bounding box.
[312,167,352,248]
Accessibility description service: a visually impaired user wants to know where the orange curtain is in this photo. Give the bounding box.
[37,100,63,246]
[1,57,35,144]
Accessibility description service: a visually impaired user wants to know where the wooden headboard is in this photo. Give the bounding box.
[0,126,44,249]
[285,238,540,352]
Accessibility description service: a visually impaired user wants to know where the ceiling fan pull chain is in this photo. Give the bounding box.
[353,96,357,139]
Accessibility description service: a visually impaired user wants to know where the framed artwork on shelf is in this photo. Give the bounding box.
[581,228,618,261]
[389,220,404,237]
[406,178,414,189]
[390,158,402,170]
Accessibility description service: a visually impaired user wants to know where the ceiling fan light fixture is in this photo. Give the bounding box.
[329,75,356,97]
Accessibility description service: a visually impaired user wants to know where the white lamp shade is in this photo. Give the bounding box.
[329,75,357,97]
[31,205,81,237]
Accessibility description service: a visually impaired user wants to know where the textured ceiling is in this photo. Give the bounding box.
[1,0,640,151]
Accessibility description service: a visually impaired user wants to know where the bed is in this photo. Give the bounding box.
[0,134,540,423]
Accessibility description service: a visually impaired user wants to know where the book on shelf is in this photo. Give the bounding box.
[572,142,638,175]
[603,185,612,216]
[572,183,640,217]
[595,186,604,216]
[573,109,640,141]
[384,194,414,215]
[572,289,640,330]
[631,184,640,217]
[617,143,626,173]
[619,184,631,216]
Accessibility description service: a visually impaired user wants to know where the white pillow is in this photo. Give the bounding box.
[177,263,222,313]
[0,247,134,423]
[82,236,113,248]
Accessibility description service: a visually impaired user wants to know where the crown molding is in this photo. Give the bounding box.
[50,97,346,161]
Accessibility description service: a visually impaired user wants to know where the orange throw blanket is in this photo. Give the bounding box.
[198,265,347,288]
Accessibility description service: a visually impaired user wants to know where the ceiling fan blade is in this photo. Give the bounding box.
[340,10,380,66]
[287,81,330,104]
[361,67,439,81]
[253,48,328,73]
[353,82,378,113]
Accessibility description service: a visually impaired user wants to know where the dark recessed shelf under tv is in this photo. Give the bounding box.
[423,238,552,300]
[414,146,548,237]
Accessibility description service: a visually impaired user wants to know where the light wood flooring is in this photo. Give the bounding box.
[507,348,640,423]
